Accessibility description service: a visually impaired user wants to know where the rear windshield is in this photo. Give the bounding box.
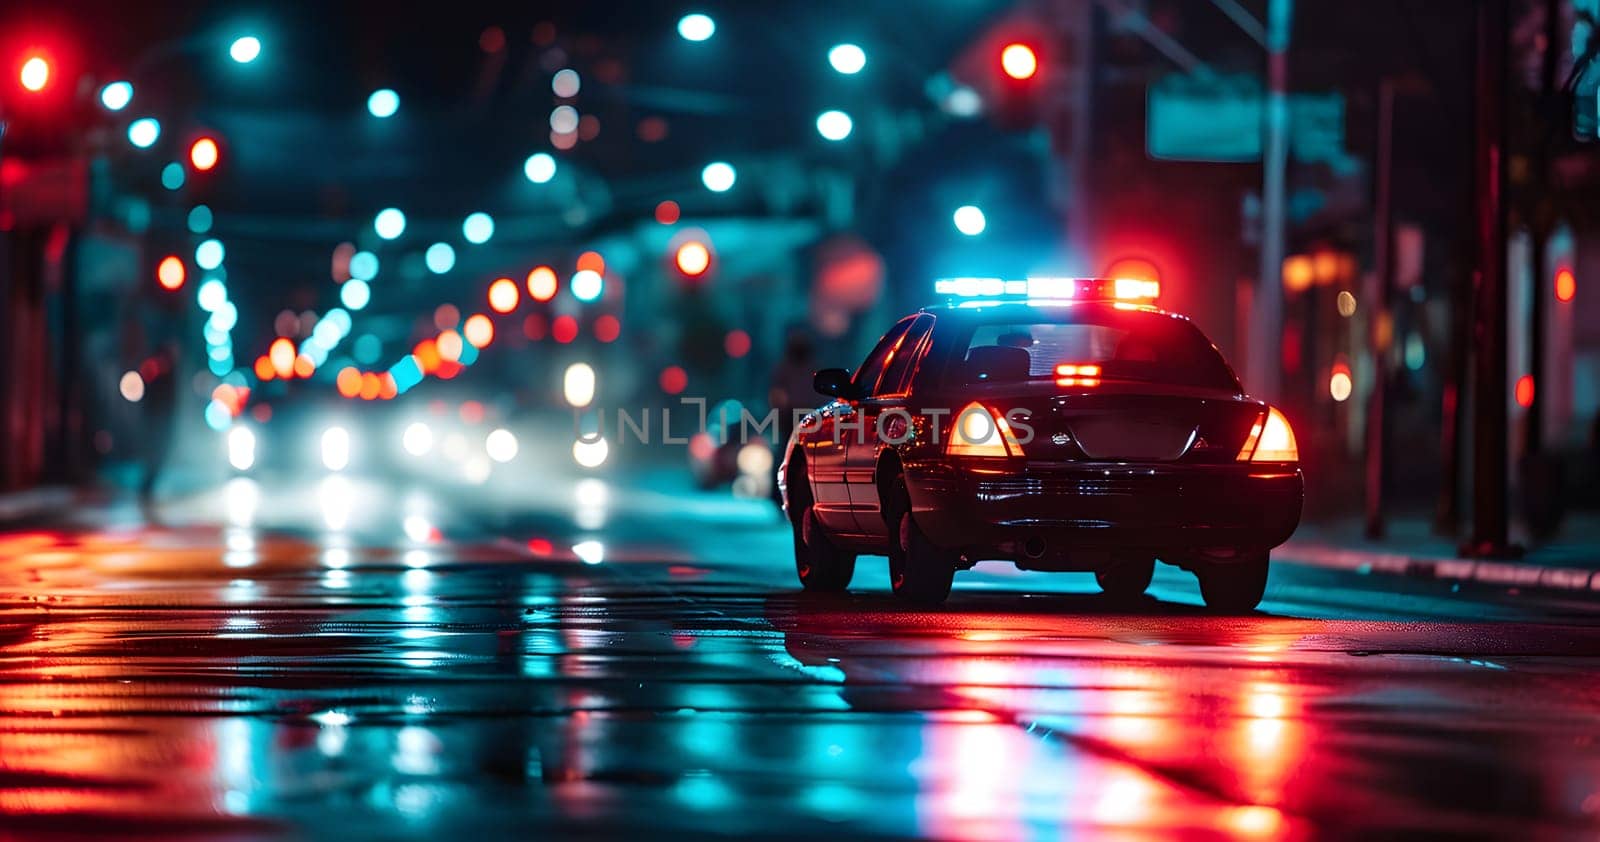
[944,308,1239,391]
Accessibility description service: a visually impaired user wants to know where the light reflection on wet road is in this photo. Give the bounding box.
[2,475,1600,839]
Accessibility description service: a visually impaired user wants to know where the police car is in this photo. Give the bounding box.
[778,277,1303,610]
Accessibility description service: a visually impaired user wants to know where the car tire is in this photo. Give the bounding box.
[1196,550,1269,612]
[793,505,856,592]
[1095,555,1155,600]
[886,479,957,605]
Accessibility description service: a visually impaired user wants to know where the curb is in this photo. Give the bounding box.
[1277,541,1600,596]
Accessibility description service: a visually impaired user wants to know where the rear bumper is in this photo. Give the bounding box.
[906,460,1303,563]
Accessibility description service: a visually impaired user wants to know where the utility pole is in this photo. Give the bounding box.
[1248,0,1292,401]
[1466,0,1515,557]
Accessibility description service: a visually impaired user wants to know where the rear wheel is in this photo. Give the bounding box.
[886,478,957,605]
[1195,550,1269,612]
[1095,554,1155,600]
[788,462,855,592]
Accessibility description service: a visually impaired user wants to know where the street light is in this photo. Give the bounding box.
[816,110,853,141]
[828,44,866,75]
[953,205,986,236]
[229,36,261,64]
[367,88,399,118]
[374,208,406,239]
[701,161,736,192]
[677,13,715,42]
[524,152,556,183]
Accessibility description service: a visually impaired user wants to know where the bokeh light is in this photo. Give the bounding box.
[828,43,866,74]
[100,81,133,111]
[157,256,186,290]
[341,278,371,310]
[488,278,519,313]
[20,56,49,92]
[816,110,853,141]
[425,243,456,274]
[571,269,603,302]
[196,239,225,270]
[564,362,596,407]
[655,200,680,224]
[527,266,558,301]
[463,314,494,347]
[128,118,161,148]
[677,13,715,42]
[463,212,494,244]
[374,208,406,239]
[675,240,711,276]
[230,36,261,64]
[349,251,379,281]
[367,88,399,118]
[552,68,581,97]
[524,152,557,184]
[953,205,986,235]
[659,365,688,395]
[190,137,219,170]
[701,162,736,192]
[1001,43,1037,79]
[1555,268,1576,303]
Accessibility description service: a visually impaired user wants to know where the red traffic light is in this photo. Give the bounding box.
[190,137,220,171]
[1000,43,1037,80]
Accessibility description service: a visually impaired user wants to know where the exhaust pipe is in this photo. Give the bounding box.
[1022,535,1047,560]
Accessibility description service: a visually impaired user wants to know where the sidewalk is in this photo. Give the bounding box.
[1279,513,1600,596]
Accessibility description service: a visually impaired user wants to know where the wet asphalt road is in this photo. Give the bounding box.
[3,473,1600,840]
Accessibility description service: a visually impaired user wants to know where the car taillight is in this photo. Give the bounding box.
[1236,406,1298,462]
[948,401,1022,457]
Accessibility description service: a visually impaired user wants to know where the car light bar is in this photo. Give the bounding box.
[934,276,1160,304]
[1054,362,1102,388]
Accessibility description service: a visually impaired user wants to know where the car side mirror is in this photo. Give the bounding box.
[813,368,859,400]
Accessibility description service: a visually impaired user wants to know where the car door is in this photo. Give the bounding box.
[846,315,935,537]
[804,318,912,537]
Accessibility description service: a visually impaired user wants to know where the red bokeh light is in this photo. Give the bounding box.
[1000,43,1037,80]
[459,400,485,424]
[655,200,680,225]
[676,240,710,276]
[1555,268,1576,303]
[659,365,688,395]
[522,313,547,341]
[527,266,558,302]
[157,255,185,290]
[551,314,578,344]
[189,137,219,171]
[724,329,751,358]
[1515,374,1535,408]
[594,314,621,343]
[576,250,605,274]
[487,277,519,313]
